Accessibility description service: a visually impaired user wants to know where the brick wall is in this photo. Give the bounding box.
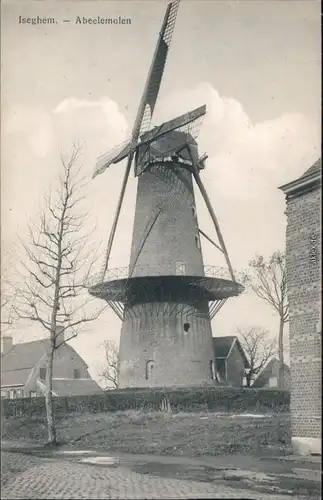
[130,161,204,276]
[285,185,321,440]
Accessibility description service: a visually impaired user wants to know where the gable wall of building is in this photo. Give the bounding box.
[2,344,91,398]
[226,343,245,387]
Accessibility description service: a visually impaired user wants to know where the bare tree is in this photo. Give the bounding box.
[14,146,105,445]
[1,248,18,336]
[100,339,119,389]
[237,327,277,387]
[242,252,289,388]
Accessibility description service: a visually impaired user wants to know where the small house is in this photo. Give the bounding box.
[212,336,250,387]
[1,335,102,398]
[252,358,291,389]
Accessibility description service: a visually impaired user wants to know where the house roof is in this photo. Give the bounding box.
[1,338,87,388]
[212,336,250,368]
[213,336,236,358]
[252,358,290,388]
[51,379,103,396]
[300,158,321,179]
[0,368,32,388]
[279,158,321,197]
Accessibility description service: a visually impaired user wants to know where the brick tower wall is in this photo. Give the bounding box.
[118,301,214,388]
[129,162,204,276]
[285,185,321,447]
[118,157,215,388]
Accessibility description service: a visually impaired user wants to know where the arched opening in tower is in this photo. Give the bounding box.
[145,359,156,380]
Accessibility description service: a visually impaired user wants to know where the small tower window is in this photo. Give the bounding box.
[183,322,190,333]
[191,205,197,218]
[195,235,201,249]
[145,360,156,380]
[175,261,186,275]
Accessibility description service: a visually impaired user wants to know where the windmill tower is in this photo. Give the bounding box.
[89,0,244,388]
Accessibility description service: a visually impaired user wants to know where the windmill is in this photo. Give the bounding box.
[89,0,244,388]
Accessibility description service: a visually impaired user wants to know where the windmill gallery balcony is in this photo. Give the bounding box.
[88,263,244,306]
[90,263,241,283]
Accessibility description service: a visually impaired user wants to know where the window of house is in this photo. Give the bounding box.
[74,368,81,379]
[16,389,23,398]
[269,376,278,388]
[29,391,37,398]
[1,390,9,398]
[175,261,186,276]
[195,235,201,249]
[39,367,46,380]
[183,322,190,333]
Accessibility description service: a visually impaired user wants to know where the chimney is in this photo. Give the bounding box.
[55,325,65,347]
[2,336,13,354]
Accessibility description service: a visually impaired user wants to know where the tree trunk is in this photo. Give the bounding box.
[278,319,285,389]
[45,346,56,445]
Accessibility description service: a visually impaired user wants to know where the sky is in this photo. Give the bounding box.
[1,0,321,385]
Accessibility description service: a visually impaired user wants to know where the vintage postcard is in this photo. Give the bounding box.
[1,0,321,498]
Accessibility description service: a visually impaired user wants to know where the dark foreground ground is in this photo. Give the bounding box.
[2,409,292,457]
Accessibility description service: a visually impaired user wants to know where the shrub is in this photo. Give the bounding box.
[1,386,290,419]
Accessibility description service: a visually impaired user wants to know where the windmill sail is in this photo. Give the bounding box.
[92,1,181,180]
[95,0,181,279]
[93,137,133,179]
[139,105,206,148]
[132,0,181,142]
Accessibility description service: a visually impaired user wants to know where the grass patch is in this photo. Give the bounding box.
[2,409,291,458]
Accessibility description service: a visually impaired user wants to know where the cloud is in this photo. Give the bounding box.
[3,97,129,164]
[52,97,128,160]
[158,82,319,202]
[3,107,54,159]
[54,97,128,138]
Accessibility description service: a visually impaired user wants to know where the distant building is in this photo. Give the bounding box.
[212,336,250,387]
[252,358,291,389]
[1,335,102,398]
[279,158,321,456]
